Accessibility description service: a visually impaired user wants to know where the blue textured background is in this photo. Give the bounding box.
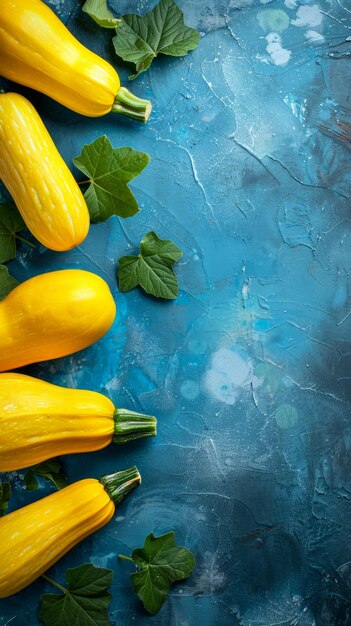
[1,0,351,624]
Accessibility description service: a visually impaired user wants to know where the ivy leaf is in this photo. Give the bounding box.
[112,0,200,79]
[82,0,121,28]
[40,563,113,626]
[73,135,150,222]
[0,482,11,517]
[0,265,19,301]
[0,202,26,263]
[24,458,68,491]
[118,231,182,299]
[120,531,195,615]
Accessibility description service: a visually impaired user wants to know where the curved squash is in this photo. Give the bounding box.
[0,92,90,251]
[0,466,141,597]
[0,269,116,372]
[0,373,157,471]
[0,0,151,122]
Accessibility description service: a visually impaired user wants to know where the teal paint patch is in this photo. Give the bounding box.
[257,9,290,32]
[278,198,316,249]
[180,379,200,400]
[274,404,299,428]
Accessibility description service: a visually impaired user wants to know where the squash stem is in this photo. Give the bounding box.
[99,466,141,505]
[111,87,152,123]
[113,408,157,444]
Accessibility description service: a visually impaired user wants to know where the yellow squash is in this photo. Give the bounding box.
[0,373,157,471]
[0,0,151,122]
[0,269,116,372]
[0,466,141,597]
[0,93,90,251]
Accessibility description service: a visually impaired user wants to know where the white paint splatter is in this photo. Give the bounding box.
[242,282,250,302]
[90,552,115,568]
[283,94,307,123]
[291,5,323,27]
[189,550,226,594]
[305,29,325,43]
[204,348,261,405]
[265,32,292,66]
[284,0,297,8]
[229,0,253,7]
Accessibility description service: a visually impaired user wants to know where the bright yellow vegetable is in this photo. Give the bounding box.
[0,466,141,598]
[0,93,90,251]
[0,0,151,122]
[0,373,157,471]
[0,269,116,372]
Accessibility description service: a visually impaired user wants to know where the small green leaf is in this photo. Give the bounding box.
[112,0,200,79]
[40,563,113,626]
[0,481,11,517]
[0,202,26,263]
[120,531,195,614]
[73,135,150,222]
[24,458,68,491]
[82,0,121,28]
[23,470,39,491]
[118,231,182,299]
[0,265,19,301]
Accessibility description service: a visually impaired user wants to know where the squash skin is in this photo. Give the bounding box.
[0,269,116,372]
[0,93,90,251]
[0,373,115,471]
[0,0,120,117]
[0,478,115,598]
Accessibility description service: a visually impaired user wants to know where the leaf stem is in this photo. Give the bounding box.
[118,554,134,562]
[77,179,91,186]
[15,234,36,248]
[42,574,67,594]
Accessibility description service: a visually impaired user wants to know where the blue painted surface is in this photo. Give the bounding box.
[1,0,351,624]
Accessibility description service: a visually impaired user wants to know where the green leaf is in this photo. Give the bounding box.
[73,135,150,222]
[24,458,68,491]
[112,0,200,79]
[118,231,182,299]
[122,531,195,615]
[0,202,26,263]
[40,563,113,626]
[0,481,11,517]
[82,0,121,28]
[0,265,19,301]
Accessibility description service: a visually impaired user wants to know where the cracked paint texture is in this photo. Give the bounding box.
[1,0,351,624]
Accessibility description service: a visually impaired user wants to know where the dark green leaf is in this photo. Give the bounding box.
[0,202,26,263]
[0,481,11,517]
[112,0,200,79]
[40,563,113,626]
[125,531,195,614]
[24,458,68,491]
[82,0,121,28]
[73,135,150,222]
[118,231,182,299]
[23,470,39,491]
[0,265,19,300]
